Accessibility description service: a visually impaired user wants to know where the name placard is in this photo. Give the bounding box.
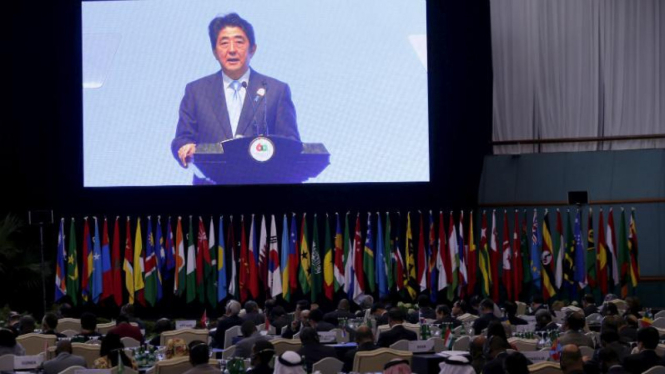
[175,320,197,330]
[408,340,434,352]
[318,331,337,343]
[522,351,550,363]
[14,355,43,370]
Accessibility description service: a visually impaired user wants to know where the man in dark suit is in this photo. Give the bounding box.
[41,313,67,338]
[582,294,599,316]
[323,299,355,326]
[308,309,335,332]
[242,301,266,326]
[377,308,417,348]
[558,312,594,348]
[434,305,462,328]
[481,336,511,374]
[172,13,300,182]
[472,299,499,335]
[342,326,378,373]
[371,303,389,326]
[622,327,663,374]
[42,341,87,374]
[296,327,337,373]
[560,344,585,374]
[213,300,243,348]
[407,294,436,323]
[235,321,268,358]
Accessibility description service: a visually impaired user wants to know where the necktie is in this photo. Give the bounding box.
[229,80,242,136]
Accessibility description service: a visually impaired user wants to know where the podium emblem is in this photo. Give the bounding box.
[249,137,275,162]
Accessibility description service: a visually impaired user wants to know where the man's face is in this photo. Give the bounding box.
[214,26,256,80]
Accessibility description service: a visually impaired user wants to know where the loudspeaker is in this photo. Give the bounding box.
[567,191,588,206]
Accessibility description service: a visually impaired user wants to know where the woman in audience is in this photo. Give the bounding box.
[0,328,25,356]
[94,333,137,369]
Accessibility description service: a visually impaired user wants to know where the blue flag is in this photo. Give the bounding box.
[427,212,438,303]
[376,213,388,298]
[217,216,228,302]
[530,210,542,291]
[55,218,67,302]
[155,218,164,301]
[92,217,103,303]
[281,215,289,294]
[165,218,175,277]
[573,210,586,287]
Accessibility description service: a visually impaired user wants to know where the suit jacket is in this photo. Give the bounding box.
[172,69,300,162]
[377,325,418,348]
[472,313,499,335]
[108,323,143,343]
[482,351,508,374]
[323,309,356,326]
[557,330,594,348]
[584,304,599,316]
[183,363,220,374]
[343,341,378,373]
[622,349,662,374]
[213,315,244,348]
[297,344,338,373]
[243,312,266,326]
[408,307,436,323]
[43,352,87,374]
[235,332,268,358]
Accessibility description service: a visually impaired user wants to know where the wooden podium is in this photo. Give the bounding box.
[192,136,330,185]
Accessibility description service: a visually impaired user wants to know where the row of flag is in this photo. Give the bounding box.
[53,208,641,308]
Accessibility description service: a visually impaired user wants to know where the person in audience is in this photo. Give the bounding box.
[269,306,289,333]
[437,354,475,374]
[528,295,549,316]
[584,330,629,374]
[355,295,375,318]
[323,299,355,326]
[236,320,269,358]
[452,300,469,318]
[435,305,462,327]
[17,315,35,336]
[243,300,266,326]
[342,326,378,373]
[72,312,102,342]
[213,299,244,347]
[481,336,511,374]
[408,294,436,323]
[41,312,66,338]
[469,336,486,374]
[559,344,585,374]
[601,303,620,317]
[247,340,275,374]
[371,303,390,326]
[619,315,638,343]
[377,308,418,347]
[604,294,619,303]
[281,305,310,339]
[108,313,143,343]
[551,300,566,312]
[472,299,499,335]
[264,299,276,320]
[383,358,412,374]
[148,318,173,346]
[120,303,146,329]
[307,309,334,331]
[182,340,217,374]
[503,301,527,326]
[534,309,559,332]
[296,327,337,373]
[598,347,627,374]
[94,333,137,369]
[42,340,87,374]
[583,294,599,316]
[273,351,305,374]
[469,296,483,316]
[623,297,641,319]
[6,312,21,335]
[0,328,25,356]
[502,351,531,374]
[558,312,594,348]
[485,321,516,351]
[621,327,662,374]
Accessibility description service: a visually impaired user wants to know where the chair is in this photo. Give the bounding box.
[221,325,242,349]
[403,322,421,339]
[312,357,344,374]
[160,328,210,347]
[56,318,82,333]
[110,366,139,374]
[60,329,79,338]
[151,356,192,374]
[97,321,116,335]
[389,339,409,351]
[643,366,665,374]
[508,338,538,352]
[655,344,665,357]
[579,346,594,358]
[452,325,463,338]
[376,324,391,342]
[652,318,665,329]
[57,365,86,374]
[221,345,236,359]
[293,332,300,339]
[554,311,566,324]
[71,342,101,367]
[86,339,102,345]
[609,299,628,314]
[352,348,412,373]
[121,336,141,348]
[586,313,603,326]
[0,354,14,371]
[428,337,445,353]
[655,311,665,320]
[528,361,563,373]
[271,339,302,356]
[516,301,528,316]
[257,323,277,335]
[17,333,57,355]
[458,313,479,323]
[453,335,470,351]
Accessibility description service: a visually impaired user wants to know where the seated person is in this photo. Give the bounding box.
[0,328,25,356]
[452,300,469,318]
[273,351,305,374]
[307,309,334,332]
[183,340,217,374]
[72,312,102,342]
[504,301,527,326]
[582,294,599,316]
[213,299,244,348]
[377,308,417,348]
[93,333,137,369]
[6,312,21,336]
[558,312,594,348]
[42,341,87,374]
[108,313,143,343]
[622,327,663,374]
[323,299,355,326]
[281,300,310,339]
[148,318,173,346]
[481,336,511,374]
[235,320,268,358]
[472,299,498,335]
[371,303,389,326]
[502,351,531,374]
[243,301,266,326]
[296,327,337,373]
[408,294,436,323]
[342,326,378,373]
[17,315,36,336]
[41,313,66,338]
[470,336,486,374]
[528,295,550,316]
[165,338,190,359]
[384,358,412,374]
[559,344,585,374]
[247,340,275,374]
[435,305,462,328]
[534,309,559,332]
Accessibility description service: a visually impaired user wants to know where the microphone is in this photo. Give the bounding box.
[246,85,267,136]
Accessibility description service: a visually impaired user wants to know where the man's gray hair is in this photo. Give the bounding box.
[226,300,241,315]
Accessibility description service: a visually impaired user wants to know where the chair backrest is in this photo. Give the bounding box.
[271,339,302,356]
[71,342,102,367]
[56,318,82,333]
[16,333,57,355]
[554,311,566,324]
[643,366,665,374]
[516,301,528,316]
[257,324,277,336]
[509,338,538,352]
[578,345,594,358]
[458,313,479,323]
[452,325,463,338]
[352,348,413,373]
[655,344,665,358]
[453,335,470,351]
[428,337,445,353]
[586,313,602,325]
[222,326,242,349]
[528,361,563,374]
[121,336,141,348]
[652,318,665,329]
[97,321,116,335]
[389,339,409,351]
[0,354,15,371]
[86,339,102,345]
[60,329,79,338]
[403,323,421,339]
[153,356,193,374]
[609,299,628,314]
[376,324,391,342]
[221,345,236,359]
[160,328,210,347]
[57,365,86,374]
[312,357,344,374]
[655,311,665,320]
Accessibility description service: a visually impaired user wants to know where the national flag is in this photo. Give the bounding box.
[512,210,523,300]
[165,218,176,278]
[443,326,455,350]
[298,214,312,294]
[239,216,250,302]
[352,214,365,303]
[490,210,500,300]
[197,217,210,303]
[628,209,640,288]
[554,210,564,290]
[323,214,334,300]
[479,211,491,297]
[66,219,79,306]
[586,209,597,290]
[218,216,228,302]
[92,217,103,304]
[101,218,113,302]
[228,216,238,300]
[144,217,158,306]
[573,210,587,289]
[258,215,268,290]
[333,213,345,292]
[467,211,477,295]
[111,217,122,306]
[520,210,532,286]
[384,213,394,291]
[563,210,576,298]
[416,212,427,292]
[281,215,291,301]
[247,215,259,299]
[155,217,164,302]
[530,210,542,292]
[289,214,298,296]
[268,215,282,298]
[311,214,323,302]
[376,213,389,299]
[447,211,459,301]
[502,211,513,300]
[200,309,208,329]
[404,213,417,300]
[82,218,92,303]
[436,211,448,293]
[541,210,556,300]
[344,213,354,298]
[606,208,620,288]
[596,210,609,295]
[174,217,186,296]
[123,217,134,304]
[207,217,217,307]
[185,216,197,303]
[133,218,146,306]
[55,218,67,303]
[458,211,468,296]
[364,213,375,293]
[618,209,631,298]
[393,213,405,293]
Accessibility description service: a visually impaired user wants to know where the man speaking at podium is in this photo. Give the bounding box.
[171,13,301,173]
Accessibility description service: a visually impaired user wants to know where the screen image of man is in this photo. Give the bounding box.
[171,13,301,172]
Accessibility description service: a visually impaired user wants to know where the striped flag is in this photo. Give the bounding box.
[436,211,448,292]
[289,214,298,297]
[239,216,250,302]
[298,214,312,294]
[55,218,67,303]
[479,211,491,298]
[247,215,260,299]
[82,218,92,303]
[596,210,608,295]
[352,214,365,303]
[404,213,417,300]
[165,218,176,278]
[427,211,437,302]
[628,209,640,288]
[333,213,345,292]
[554,210,564,290]
[123,217,134,304]
[618,209,630,297]
[281,215,291,301]
[228,216,238,300]
[376,213,389,299]
[512,210,523,300]
[458,211,468,296]
[66,219,79,306]
[144,217,158,306]
[417,212,427,292]
[110,218,122,306]
[447,211,459,301]
[92,217,103,304]
[384,213,394,291]
[541,210,557,300]
[323,214,335,300]
[393,213,405,293]
[573,210,587,289]
[586,209,597,290]
[134,217,146,305]
[101,218,113,302]
[490,210,500,300]
[155,218,165,302]
[530,210,542,293]
[259,216,268,291]
[364,213,375,293]
[185,216,196,303]
[311,214,323,303]
[207,217,217,307]
[217,216,228,302]
[174,217,186,296]
[502,211,513,300]
[344,213,354,298]
[467,211,477,295]
[606,208,620,288]
[268,215,282,298]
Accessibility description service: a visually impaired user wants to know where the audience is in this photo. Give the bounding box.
[281,300,311,339]
[343,325,378,373]
[308,309,334,331]
[296,327,337,373]
[377,308,417,347]
[371,303,389,326]
[323,299,355,326]
[0,328,25,356]
[558,312,594,348]
[247,340,275,374]
[6,312,21,336]
[72,312,102,342]
[622,326,662,374]
[384,358,412,374]
[213,299,243,347]
[243,301,266,326]
[269,306,289,334]
[472,299,498,335]
[469,336,487,374]
[503,301,527,326]
[120,303,146,330]
[481,336,511,374]
[560,344,585,374]
[94,333,137,369]
[408,294,436,322]
[528,295,550,316]
[148,318,173,346]
[598,347,626,374]
[236,320,268,358]
[17,315,36,336]
[183,340,217,374]
[108,313,143,343]
[435,305,462,327]
[273,351,305,374]
[42,340,87,374]
[41,312,66,338]
[534,309,559,332]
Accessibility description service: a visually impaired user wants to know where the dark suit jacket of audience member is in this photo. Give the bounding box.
[557,330,594,348]
[314,321,336,332]
[243,312,265,326]
[42,352,87,374]
[342,341,378,373]
[377,325,418,348]
[584,305,599,316]
[213,315,244,348]
[407,307,436,323]
[482,351,508,374]
[280,321,303,339]
[507,315,528,326]
[472,313,499,335]
[270,316,289,334]
[622,349,663,374]
[235,332,268,358]
[528,304,550,316]
[323,310,356,326]
[619,327,637,343]
[297,343,338,373]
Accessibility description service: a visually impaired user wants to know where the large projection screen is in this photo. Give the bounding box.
[82,0,429,186]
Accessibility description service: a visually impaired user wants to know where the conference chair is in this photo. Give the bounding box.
[222,326,242,349]
[0,354,14,372]
[57,365,86,374]
[271,339,302,356]
[56,318,82,333]
[150,356,191,374]
[97,321,116,335]
[403,322,421,339]
[71,342,101,367]
[452,335,470,351]
[60,329,79,338]
[655,344,665,357]
[453,325,464,338]
[352,348,412,373]
[651,318,665,329]
[643,366,665,374]
[17,333,57,355]
[516,301,528,316]
[428,337,445,352]
[528,361,563,374]
[256,323,277,335]
[312,357,344,374]
[609,299,628,314]
[586,313,603,326]
[509,337,538,352]
[389,339,409,351]
[121,336,141,348]
[160,328,209,347]
[654,311,665,320]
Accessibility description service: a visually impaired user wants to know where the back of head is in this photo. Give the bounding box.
[436,305,451,317]
[603,303,619,316]
[637,326,659,350]
[560,344,583,373]
[153,318,173,335]
[486,336,509,358]
[355,326,374,344]
[116,313,130,325]
[359,295,374,309]
[503,352,530,374]
[535,309,552,325]
[338,299,350,311]
[470,336,486,358]
[598,347,620,370]
[299,327,319,345]
[504,301,518,317]
[19,315,36,334]
[226,300,241,316]
[80,312,98,331]
[252,340,275,365]
[486,321,508,341]
[188,340,209,366]
[309,308,324,323]
[0,329,16,348]
[43,312,59,331]
[100,333,124,357]
[296,299,311,312]
[55,340,73,355]
[583,294,595,305]
[601,315,621,334]
[58,303,74,318]
[599,330,620,346]
[241,320,257,338]
[388,308,406,324]
[244,300,258,313]
[371,302,385,314]
[480,298,495,313]
[271,306,286,318]
[121,303,135,316]
[565,312,586,331]
[417,294,429,308]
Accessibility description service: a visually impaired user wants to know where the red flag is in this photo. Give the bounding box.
[596,210,608,295]
[248,216,259,299]
[258,216,268,290]
[102,218,113,301]
[82,218,91,302]
[394,215,405,292]
[490,210,500,300]
[353,214,365,293]
[239,216,249,303]
[417,213,427,292]
[512,210,523,300]
[123,218,134,303]
[502,211,513,300]
[196,218,207,290]
[466,211,476,295]
[289,214,299,292]
[111,217,122,306]
[200,309,208,329]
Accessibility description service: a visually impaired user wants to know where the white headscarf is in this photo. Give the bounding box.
[273,351,305,374]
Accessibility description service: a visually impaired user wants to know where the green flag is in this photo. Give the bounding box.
[384,213,394,291]
[364,213,376,293]
[66,219,79,306]
[207,217,217,308]
[311,215,323,303]
[586,209,597,292]
[323,214,334,300]
[298,215,311,294]
[618,209,630,298]
[186,216,197,303]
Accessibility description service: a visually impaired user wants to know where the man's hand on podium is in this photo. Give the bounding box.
[177,143,197,168]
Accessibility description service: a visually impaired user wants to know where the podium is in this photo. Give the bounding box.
[192,136,330,185]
